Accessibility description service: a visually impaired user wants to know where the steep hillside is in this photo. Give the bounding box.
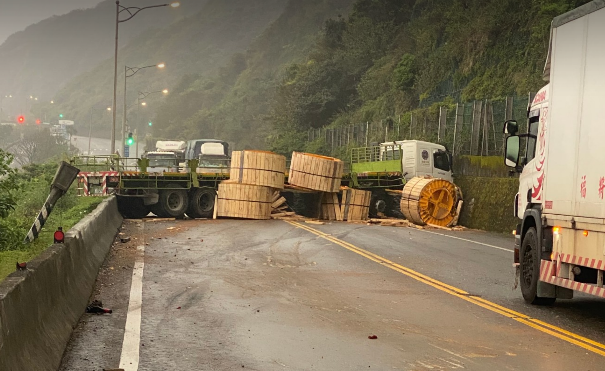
[146,0,589,155]
[151,0,356,148]
[50,0,289,138]
[0,0,207,101]
[264,0,591,154]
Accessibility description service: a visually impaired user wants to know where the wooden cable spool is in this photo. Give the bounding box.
[341,188,371,221]
[400,177,459,227]
[230,150,286,189]
[289,152,344,193]
[319,188,371,221]
[217,182,273,220]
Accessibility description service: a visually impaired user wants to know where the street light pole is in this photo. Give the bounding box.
[110,1,180,156]
[122,64,127,155]
[112,1,119,155]
[122,64,165,158]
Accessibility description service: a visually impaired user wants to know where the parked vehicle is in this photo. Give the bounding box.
[143,141,186,173]
[504,1,605,304]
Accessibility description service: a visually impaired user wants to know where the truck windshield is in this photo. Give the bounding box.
[148,156,177,167]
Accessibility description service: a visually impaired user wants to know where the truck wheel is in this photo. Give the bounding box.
[186,188,216,219]
[117,196,150,219]
[370,192,387,218]
[158,184,188,218]
[150,203,168,218]
[520,227,556,305]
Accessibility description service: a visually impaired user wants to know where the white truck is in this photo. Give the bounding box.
[144,140,186,173]
[504,1,605,304]
[380,140,453,182]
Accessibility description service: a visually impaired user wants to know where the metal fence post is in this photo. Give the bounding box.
[471,100,482,155]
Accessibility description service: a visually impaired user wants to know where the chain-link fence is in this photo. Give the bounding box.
[306,94,534,157]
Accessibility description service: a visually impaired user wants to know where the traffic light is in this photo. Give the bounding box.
[59,114,63,118]
[148,121,152,127]
[126,132,134,146]
[17,115,25,124]
[35,119,41,125]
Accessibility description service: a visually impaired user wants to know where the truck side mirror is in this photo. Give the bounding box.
[505,136,520,168]
[503,120,518,135]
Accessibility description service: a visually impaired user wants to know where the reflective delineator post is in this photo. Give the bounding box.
[24,162,80,243]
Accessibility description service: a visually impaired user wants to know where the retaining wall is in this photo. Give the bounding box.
[455,176,519,233]
[0,196,122,371]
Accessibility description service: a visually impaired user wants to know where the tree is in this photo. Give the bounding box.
[0,149,16,218]
[12,128,68,167]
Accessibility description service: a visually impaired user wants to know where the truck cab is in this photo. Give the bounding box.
[143,140,186,173]
[181,139,231,173]
[503,1,605,305]
[351,140,453,182]
[144,151,181,173]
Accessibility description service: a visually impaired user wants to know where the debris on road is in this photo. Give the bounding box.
[368,335,378,339]
[305,220,325,225]
[86,300,112,314]
[120,236,131,243]
[320,187,372,222]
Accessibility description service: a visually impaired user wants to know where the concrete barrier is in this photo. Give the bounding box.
[0,196,123,370]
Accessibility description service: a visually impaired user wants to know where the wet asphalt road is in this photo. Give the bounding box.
[59,219,605,371]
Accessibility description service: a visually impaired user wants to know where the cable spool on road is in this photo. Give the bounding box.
[400,177,460,227]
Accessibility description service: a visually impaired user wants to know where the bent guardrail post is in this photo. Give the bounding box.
[24,161,80,243]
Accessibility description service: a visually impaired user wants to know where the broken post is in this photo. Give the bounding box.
[24,161,80,243]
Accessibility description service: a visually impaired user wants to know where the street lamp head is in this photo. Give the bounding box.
[157,63,166,69]
[170,2,180,8]
[162,89,169,94]
[34,97,38,101]
[141,102,147,106]
[51,100,54,104]
[30,95,33,99]
[107,107,112,111]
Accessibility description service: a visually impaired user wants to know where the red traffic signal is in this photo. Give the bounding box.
[17,115,25,124]
[35,119,41,125]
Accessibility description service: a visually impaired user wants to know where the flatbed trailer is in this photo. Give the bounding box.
[72,141,452,219]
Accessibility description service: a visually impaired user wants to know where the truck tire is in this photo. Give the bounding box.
[186,188,216,219]
[520,227,556,305]
[150,203,168,218]
[117,196,150,219]
[370,191,387,218]
[158,184,188,218]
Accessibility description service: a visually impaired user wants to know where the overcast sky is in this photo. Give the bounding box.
[0,0,102,44]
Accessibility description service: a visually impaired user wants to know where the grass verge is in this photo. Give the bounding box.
[0,197,104,282]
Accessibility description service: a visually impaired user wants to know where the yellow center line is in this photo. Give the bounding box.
[286,220,605,357]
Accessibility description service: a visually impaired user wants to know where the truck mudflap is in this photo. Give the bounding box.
[513,263,520,290]
[539,260,577,299]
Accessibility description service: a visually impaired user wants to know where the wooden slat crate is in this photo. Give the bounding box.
[320,192,343,221]
[230,150,286,189]
[289,152,344,193]
[217,182,273,220]
[341,188,371,222]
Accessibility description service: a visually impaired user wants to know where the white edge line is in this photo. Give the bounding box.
[417,229,513,253]
[119,244,145,371]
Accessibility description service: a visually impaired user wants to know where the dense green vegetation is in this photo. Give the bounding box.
[146,0,587,155]
[455,176,519,233]
[11,0,590,154]
[48,0,289,139]
[0,159,103,281]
